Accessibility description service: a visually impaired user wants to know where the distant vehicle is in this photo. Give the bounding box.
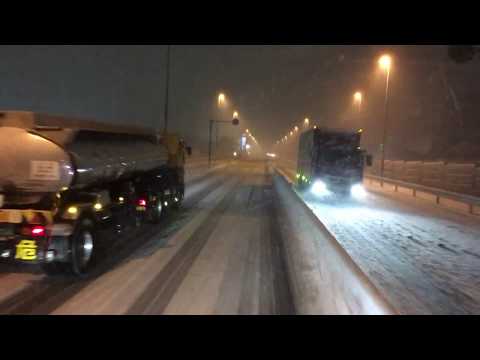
[296,127,372,198]
[0,111,190,276]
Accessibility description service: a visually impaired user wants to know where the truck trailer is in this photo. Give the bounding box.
[296,127,372,198]
[0,111,189,276]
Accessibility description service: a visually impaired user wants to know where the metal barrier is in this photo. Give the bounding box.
[365,174,480,216]
[277,158,480,216]
[368,160,480,196]
[273,170,397,315]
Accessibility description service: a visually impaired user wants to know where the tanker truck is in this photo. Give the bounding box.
[0,111,190,276]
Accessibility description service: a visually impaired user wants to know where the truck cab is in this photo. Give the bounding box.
[297,128,371,198]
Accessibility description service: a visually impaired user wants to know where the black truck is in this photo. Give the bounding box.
[296,128,372,198]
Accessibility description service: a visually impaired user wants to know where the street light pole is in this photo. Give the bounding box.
[216,93,226,157]
[380,64,391,185]
[208,119,214,167]
[208,118,239,167]
[163,45,171,135]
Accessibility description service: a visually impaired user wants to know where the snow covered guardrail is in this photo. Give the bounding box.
[365,174,480,216]
[273,171,397,315]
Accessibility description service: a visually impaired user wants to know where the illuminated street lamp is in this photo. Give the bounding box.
[218,93,226,107]
[294,126,299,132]
[378,54,392,184]
[378,55,392,72]
[290,131,293,136]
[354,91,363,112]
[233,111,239,119]
[304,118,310,127]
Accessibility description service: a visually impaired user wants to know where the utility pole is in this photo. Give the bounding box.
[163,45,171,135]
[380,66,390,186]
[208,118,239,167]
[208,120,214,167]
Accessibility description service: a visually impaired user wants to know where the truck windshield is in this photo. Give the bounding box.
[320,149,362,167]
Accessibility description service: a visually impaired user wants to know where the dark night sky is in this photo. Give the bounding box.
[0,45,479,157]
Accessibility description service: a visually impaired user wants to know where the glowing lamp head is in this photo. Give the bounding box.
[218,93,226,105]
[378,55,392,71]
[354,92,362,102]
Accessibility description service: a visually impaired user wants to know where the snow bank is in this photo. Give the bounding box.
[273,172,397,315]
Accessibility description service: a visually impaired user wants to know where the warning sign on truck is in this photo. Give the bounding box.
[30,161,60,181]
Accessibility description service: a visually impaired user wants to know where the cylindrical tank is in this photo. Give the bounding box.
[0,126,169,197]
[66,129,169,189]
[0,127,73,194]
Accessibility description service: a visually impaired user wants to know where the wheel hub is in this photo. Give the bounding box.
[80,232,94,266]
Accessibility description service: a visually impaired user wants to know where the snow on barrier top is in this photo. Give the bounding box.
[273,170,397,315]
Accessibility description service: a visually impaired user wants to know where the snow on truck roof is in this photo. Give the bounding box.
[303,127,362,136]
[0,111,157,136]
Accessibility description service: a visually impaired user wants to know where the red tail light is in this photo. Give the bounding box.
[31,226,46,236]
[138,199,147,207]
[20,225,46,237]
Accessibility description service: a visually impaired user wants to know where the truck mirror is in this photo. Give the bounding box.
[186,146,192,156]
[366,155,373,167]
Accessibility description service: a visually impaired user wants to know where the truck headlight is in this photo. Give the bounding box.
[350,184,367,199]
[311,180,329,196]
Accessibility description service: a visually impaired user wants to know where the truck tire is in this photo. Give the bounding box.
[149,193,165,224]
[70,218,97,276]
[172,186,184,209]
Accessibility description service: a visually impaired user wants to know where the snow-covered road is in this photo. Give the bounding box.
[0,161,294,315]
[300,180,480,314]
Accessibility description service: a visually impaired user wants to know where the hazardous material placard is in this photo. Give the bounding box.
[30,161,60,181]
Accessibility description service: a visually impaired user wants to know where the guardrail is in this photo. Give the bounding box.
[276,157,480,217]
[365,174,480,216]
[367,159,480,197]
[273,170,397,315]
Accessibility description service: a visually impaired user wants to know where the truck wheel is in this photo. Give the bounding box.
[172,187,184,209]
[149,194,164,224]
[70,219,97,276]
